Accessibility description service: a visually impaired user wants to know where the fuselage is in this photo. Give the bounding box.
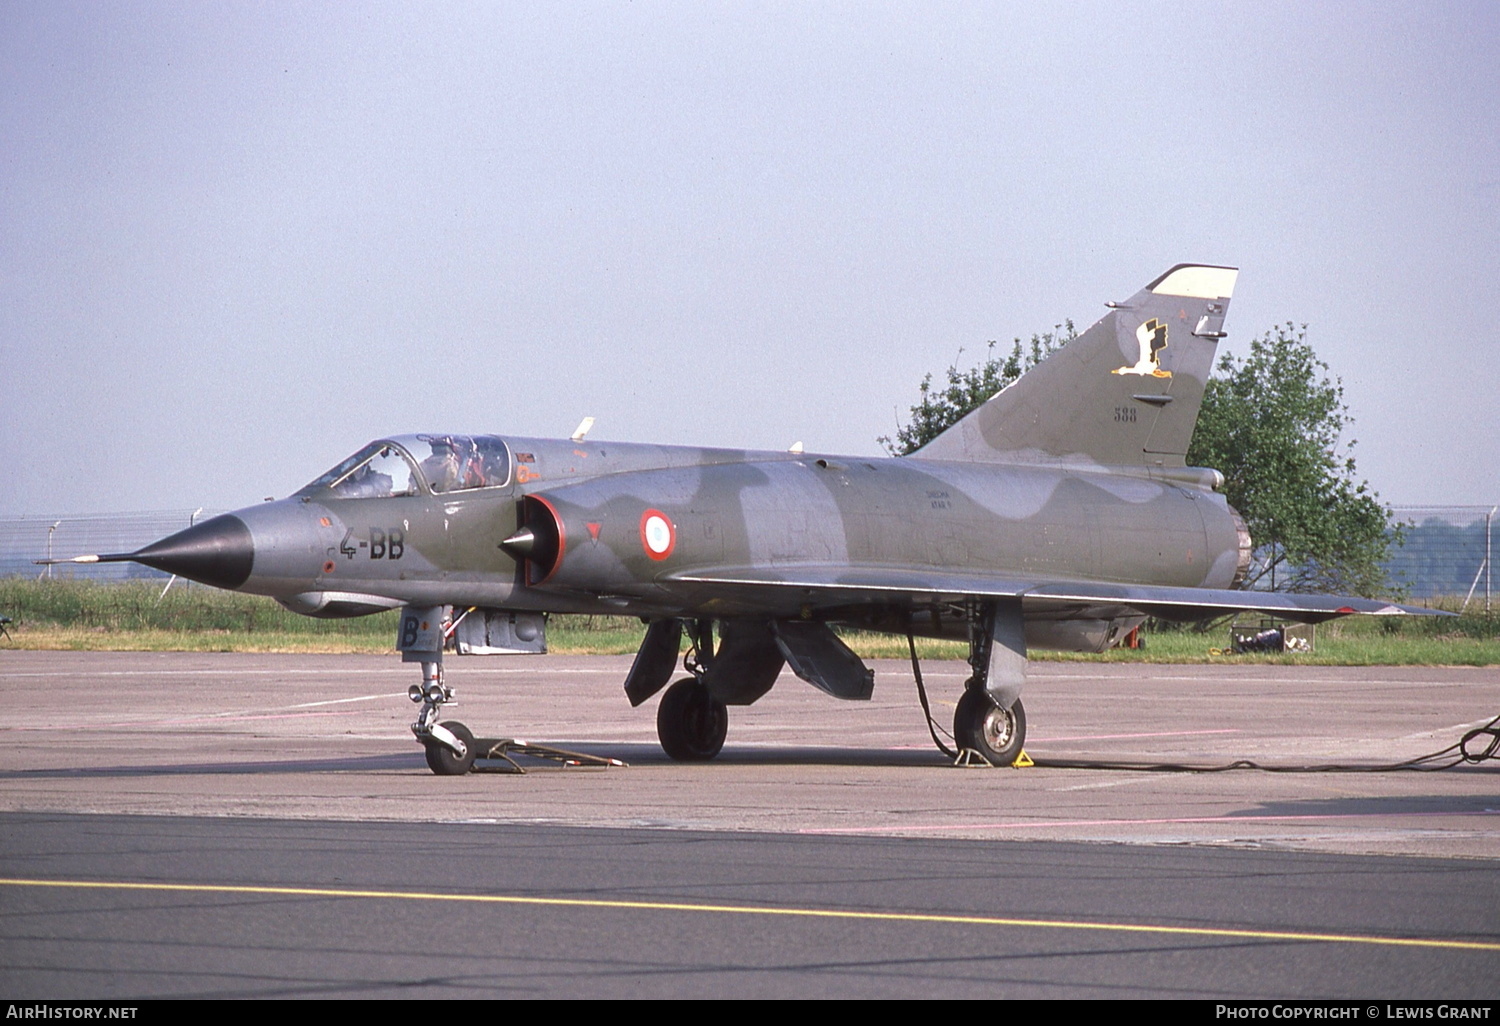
[154,432,1250,646]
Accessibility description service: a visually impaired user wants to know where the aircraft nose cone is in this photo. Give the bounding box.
[131,514,254,589]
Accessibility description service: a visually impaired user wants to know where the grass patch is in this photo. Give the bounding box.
[12,628,395,654]
[1125,603,1500,666]
[1,580,1496,665]
[0,580,649,655]
[0,577,397,636]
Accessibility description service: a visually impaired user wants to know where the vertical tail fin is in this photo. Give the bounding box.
[915,264,1238,468]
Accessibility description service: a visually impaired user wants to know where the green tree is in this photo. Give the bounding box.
[1186,324,1396,597]
[884,321,1397,597]
[880,323,1076,455]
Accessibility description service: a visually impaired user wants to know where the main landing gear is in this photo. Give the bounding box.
[950,599,1030,766]
[643,607,1029,767]
[656,678,728,761]
[953,689,1027,766]
[652,620,730,762]
[907,599,1030,767]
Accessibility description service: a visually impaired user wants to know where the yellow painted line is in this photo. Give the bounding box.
[3,877,1497,953]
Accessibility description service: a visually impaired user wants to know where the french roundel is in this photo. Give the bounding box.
[639,509,676,560]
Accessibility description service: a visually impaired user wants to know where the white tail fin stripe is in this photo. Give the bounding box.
[1149,265,1238,300]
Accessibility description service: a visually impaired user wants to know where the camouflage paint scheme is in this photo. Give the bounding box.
[66,266,1438,768]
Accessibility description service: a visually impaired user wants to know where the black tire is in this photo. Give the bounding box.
[424,720,477,776]
[953,691,1026,766]
[656,678,728,761]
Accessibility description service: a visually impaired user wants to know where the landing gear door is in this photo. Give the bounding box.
[624,619,685,707]
[398,605,446,663]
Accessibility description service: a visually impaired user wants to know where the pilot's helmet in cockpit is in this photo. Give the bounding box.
[422,438,462,493]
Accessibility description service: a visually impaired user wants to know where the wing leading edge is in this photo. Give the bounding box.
[664,565,1444,623]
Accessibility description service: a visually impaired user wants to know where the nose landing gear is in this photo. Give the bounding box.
[401,605,624,776]
[409,655,475,774]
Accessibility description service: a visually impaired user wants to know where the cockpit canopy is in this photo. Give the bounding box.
[299,435,512,499]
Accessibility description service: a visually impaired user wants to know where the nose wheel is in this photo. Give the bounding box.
[423,720,476,775]
[657,678,728,761]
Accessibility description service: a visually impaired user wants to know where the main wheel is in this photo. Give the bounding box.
[424,720,477,776]
[656,678,728,761]
[953,691,1027,766]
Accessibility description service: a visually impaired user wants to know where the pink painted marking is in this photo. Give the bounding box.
[161,711,356,726]
[1030,729,1241,742]
[889,729,1240,750]
[799,810,1500,836]
[16,710,358,731]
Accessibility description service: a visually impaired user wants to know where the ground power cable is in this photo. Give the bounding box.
[904,628,1498,773]
[907,629,959,759]
[1026,712,1500,773]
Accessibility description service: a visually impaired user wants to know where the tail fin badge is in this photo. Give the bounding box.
[1113,318,1172,378]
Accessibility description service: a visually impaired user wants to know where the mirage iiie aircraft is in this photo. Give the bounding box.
[51,264,1437,773]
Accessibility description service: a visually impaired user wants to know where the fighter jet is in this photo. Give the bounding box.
[48,264,1439,773]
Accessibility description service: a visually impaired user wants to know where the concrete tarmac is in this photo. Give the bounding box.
[1,651,1497,856]
[5,813,1498,999]
[2,651,1498,998]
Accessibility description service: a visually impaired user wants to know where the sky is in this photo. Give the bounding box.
[3,1,1497,514]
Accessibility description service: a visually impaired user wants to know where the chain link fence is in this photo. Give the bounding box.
[0,510,226,582]
[1388,505,1495,610]
[1,504,1493,609]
